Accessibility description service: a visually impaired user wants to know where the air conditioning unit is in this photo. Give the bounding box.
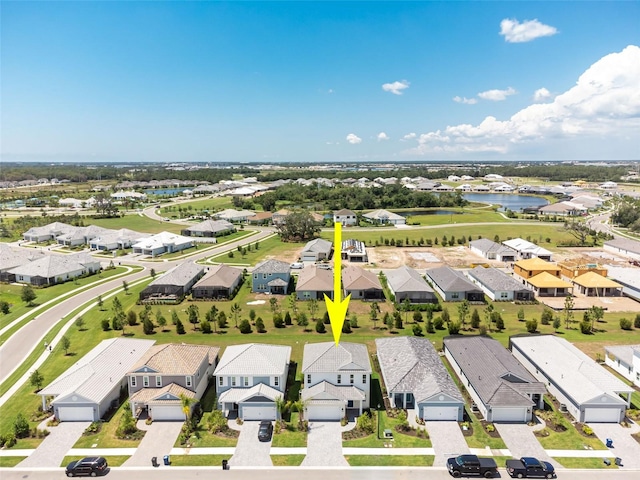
[559,404,568,412]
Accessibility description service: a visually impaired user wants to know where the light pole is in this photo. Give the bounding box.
[377,403,381,439]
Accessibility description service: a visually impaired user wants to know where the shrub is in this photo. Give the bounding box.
[83,422,102,436]
[485,423,495,433]
[13,413,30,438]
[200,320,212,334]
[101,319,111,331]
[256,317,266,333]
[495,316,504,331]
[284,311,292,326]
[448,322,461,335]
[176,319,186,334]
[355,411,375,434]
[580,320,592,334]
[273,313,284,328]
[541,308,553,325]
[478,324,488,335]
[323,311,330,325]
[471,309,481,328]
[142,318,155,335]
[582,424,594,436]
[342,320,352,333]
[315,320,326,333]
[635,313,640,329]
[620,318,633,330]
[412,324,423,336]
[525,319,538,333]
[433,317,444,330]
[239,319,252,334]
[426,319,435,334]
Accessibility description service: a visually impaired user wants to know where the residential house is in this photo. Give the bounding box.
[132,231,193,257]
[525,272,573,297]
[22,222,77,243]
[215,343,291,420]
[191,264,243,300]
[271,209,291,226]
[510,335,633,423]
[139,262,205,303]
[248,212,273,225]
[605,265,640,301]
[513,257,561,281]
[127,343,219,421]
[8,252,101,286]
[559,261,608,279]
[0,244,47,282]
[213,209,256,223]
[300,238,333,262]
[342,239,368,263]
[444,336,545,423]
[89,228,149,251]
[571,272,622,297]
[333,209,358,226]
[252,259,291,295]
[466,266,535,302]
[425,266,484,302]
[301,342,371,420]
[385,266,437,304]
[342,265,384,300]
[181,219,235,238]
[604,344,640,387]
[538,201,587,217]
[604,238,640,261]
[469,238,517,263]
[376,337,464,421]
[295,265,333,300]
[56,225,111,247]
[362,209,406,225]
[38,338,155,421]
[503,238,553,261]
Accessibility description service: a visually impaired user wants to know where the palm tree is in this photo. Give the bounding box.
[275,395,287,421]
[180,394,195,420]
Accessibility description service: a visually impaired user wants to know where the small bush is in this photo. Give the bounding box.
[412,324,423,336]
[176,319,186,334]
[447,321,461,335]
[239,319,252,334]
[83,422,102,436]
[485,423,495,432]
[200,320,212,334]
[315,320,326,334]
[634,313,640,329]
[620,318,632,330]
[525,319,538,333]
[579,320,592,334]
[582,424,594,436]
[101,319,111,331]
[13,413,30,438]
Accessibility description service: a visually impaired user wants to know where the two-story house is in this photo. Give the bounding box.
[333,209,357,226]
[214,343,291,420]
[301,342,371,421]
[127,343,220,421]
[251,259,291,295]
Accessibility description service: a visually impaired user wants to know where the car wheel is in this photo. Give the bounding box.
[484,472,494,479]
[546,475,554,479]
[90,473,97,477]
[452,471,461,478]
[66,473,74,478]
[517,474,524,479]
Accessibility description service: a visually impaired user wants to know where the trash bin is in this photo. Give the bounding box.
[606,438,613,448]
[163,455,170,466]
[151,456,158,467]
[222,459,229,470]
[615,457,623,466]
[603,458,611,466]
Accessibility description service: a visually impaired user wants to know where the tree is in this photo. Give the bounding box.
[230,303,242,328]
[249,309,256,324]
[97,295,104,310]
[563,220,593,245]
[323,310,330,325]
[526,319,538,333]
[448,321,461,335]
[441,307,450,324]
[457,300,470,329]
[217,311,228,329]
[269,297,279,314]
[307,298,319,320]
[287,293,298,320]
[0,299,10,314]
[413,311,423,323]
[541,308,553,325]
[127,310,138,326]
[187,304,200,330]
[75,316,85,330]
[30,369,44,391]
[563,295,574,329]
[201,320,212,334]
[517,307,526,322]
[61,335,71,355]
[384,312,393,330]
[590,306,605,331]
[483,303,494,331]
[275,211,322,241]
[342,319,352,333]
[273,313,284,328]
[101,319,110,331]
[553,316,561,332]
[470,309,481,328]
[180,394,195,420]
[122,280,129,295]
[171,310,180,325]
[239,319,252,334]
[284,311,292,326]
[426,318,435,333]
[297,312,309,328]
[255,317,266,333]
[315,319,326,333]
[21,285,37,306]
[369,303,379,329]
[176,319,186,334]
[402,297,412,324]
[143,318,155,335]
[150,268,156,278]
[394,312,403,330]
[412,324,423,336]
[13,413,30,439]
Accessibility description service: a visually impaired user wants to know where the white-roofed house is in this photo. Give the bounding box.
[604,345,640,387]
[132,231,193,257]
[362,209,406,225]
[38,338,155,421]
[510,335,633,423]
[8,252,101,286]
[301,342,371,420]
[502,238,553,261]
[214,343,291,420]
[22,222,77,243]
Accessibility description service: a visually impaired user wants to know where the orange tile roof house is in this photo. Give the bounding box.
[571,271,622,297]
[513,257,561,281]
[524,272,573,297]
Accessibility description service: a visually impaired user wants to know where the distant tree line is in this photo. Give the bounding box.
[612,196,640,232]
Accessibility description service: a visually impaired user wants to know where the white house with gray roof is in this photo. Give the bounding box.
[469,238,517,263]
[300,238,333,262]
[511,335,633,423]
[466,266,535,302]
[604,344,640,387]
[132,231,193,257]
[444,336,545,423]
[301,342,371,420]
[8,252,101,286]
[604,238,640,261]
[22,222,77,243]
[376,337,464,421]
[333,208,357,226]
[363,209,406,225]
[181,219,235,238]
[39,338,155,421]
[89,228,149,251]
[425,266,484,302]
[215,343,291,420]
[0,244,47,281]
[502,238,553,261]
[385,266,437,304]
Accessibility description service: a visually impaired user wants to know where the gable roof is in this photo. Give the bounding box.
[527,271,572,288]
[385,266,434,294]
[572,271,621,288]
[186,219,234,233]
[376,337,462,404]
[40,338,155,403]
[515,257,560,271]
[253,259,291,274]
[604,344,640,366]
[363,209,404,221]
[302,238,333,254]
[426,266,481,293]
[467,266,531,292]
[503,238,553,257]
[444,336,544,408]
[217,382,283,403]
[301,381,366,402]
[193,264,243,289]
[0,243,47,271]
[604,238,640,255]
[130,383,196,404]
[342,265,382,291]
[9,252,100,278]
[334,209,356,216]
[302,342,371,373]
[131,343,219,375]
[132,231,193,250]
[295,265,333,291]
[214,343,291,376]
[469,238,517,257]
[148,262,204,287]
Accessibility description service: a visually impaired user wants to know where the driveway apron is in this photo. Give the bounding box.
[589,422,640,469]
[123,421,183,467]
[229,421,272,467]
[302,421,347,467]
[425,421,470,467]
[495,423,561,468]
[18,421,89,468]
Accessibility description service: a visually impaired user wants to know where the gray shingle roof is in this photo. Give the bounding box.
[426,266,481,293]
[376,337,463,404]
[186,219,234,234]
[0,243,47,271]
[214,343,291,376]
[444,336,545,408]
[467,267,532,293]
[605,238,640,255]
[193,264,242,289]
[302,342,372,373]
[131,343,219,375]
[149,262,204,287]
[302,238,333,254]
[386,266,434,294]
[8,252,100,278]
[253,259,291,274]
[469,238,517,257]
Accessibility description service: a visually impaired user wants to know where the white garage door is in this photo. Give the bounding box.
[492,407,526,423]
[422,406,459,421]
[151,405,185,421]
[242,405,276,420]
[306,405,344,421]
[58,406,94,421]
[584,408,621,423]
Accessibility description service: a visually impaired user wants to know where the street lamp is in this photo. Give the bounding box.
[377,403,381,439]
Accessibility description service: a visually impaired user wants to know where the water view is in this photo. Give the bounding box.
[462,193,549,211]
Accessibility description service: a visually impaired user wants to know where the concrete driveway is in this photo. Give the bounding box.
[589,422,640,469]
[229,421,273,467]
[425,421,470,467]
[123,421,183,467]
[495,422,561,468]
[302,421,347,467]
[18,421,89,468]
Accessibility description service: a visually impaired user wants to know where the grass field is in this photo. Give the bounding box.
[89,215,183,234]
[208,235,302,265]
[345,455,434,466]
[0,457,27,467]
[270,454,305,466]
[554,457,618,469]
[158,196,235,217]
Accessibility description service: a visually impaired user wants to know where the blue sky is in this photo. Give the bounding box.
[2,1,639,163]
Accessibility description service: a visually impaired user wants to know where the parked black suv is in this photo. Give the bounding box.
[65,456,108,477]
[258,420,273,442]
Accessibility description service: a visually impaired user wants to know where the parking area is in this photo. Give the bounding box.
[495,422,561,469]
[302,421,347,467]
[425,421,470,467]
[229,421,273,467]
[18,421,89,468]
[123,421,183,467]
[589,422,640,469]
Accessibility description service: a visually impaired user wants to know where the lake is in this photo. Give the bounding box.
[144,188,186,195]
[462,193,549,211]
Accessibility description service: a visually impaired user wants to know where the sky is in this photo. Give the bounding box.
[1,1,639,164]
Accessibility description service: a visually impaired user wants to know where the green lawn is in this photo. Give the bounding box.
[72,402,146,449]
[158,197,235,217]
[345,455,434,466]
[535,400,606,450]
[270,454,305,466]
[271,413,307,447]
[343,411,431,448]
[61,455,130,468]
[208,235,301,265]
[89,215,181,234]
[168,454,230,467]
[0,457,27,467]
[554,457,618,469]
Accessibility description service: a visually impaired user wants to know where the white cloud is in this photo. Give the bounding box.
[478,87,517,101]
[346,133,362,144]
[377,132,390,141]
[405,45,640,156]
[402,133,416,141]
[453,96,478,105]
[382,80,410,95]
[500,18,558,43]
[533,87,552,102]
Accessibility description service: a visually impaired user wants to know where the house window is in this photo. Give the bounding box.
[186,376,193,388]
[307,374,311,384]
[337,374,342,384]
[243,376,249,387]
[263,274,267,279]
[131,376,137,387]
[143,376,149,387]
[451,292,459,299]
[362,375,367,384]
[274,377,279,387]
[253,274,258,279]
[231,377,236,387]
[350,374,354,384]
[219,377,224,387]
[156,376,162,387]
